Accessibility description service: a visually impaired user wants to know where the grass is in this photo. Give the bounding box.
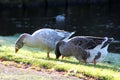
[0,34,120,80]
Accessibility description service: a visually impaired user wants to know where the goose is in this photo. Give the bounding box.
[15,28,75,58]
[55,36,114,65]
[55,36,96,62]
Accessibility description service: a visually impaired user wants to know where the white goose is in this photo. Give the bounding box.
[15,28,75,58]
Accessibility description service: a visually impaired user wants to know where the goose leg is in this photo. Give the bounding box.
[84,60,87,64]
[61,55,64,59]
[47,52,50,58]
[93,59,96,65]
[93,52,101,65]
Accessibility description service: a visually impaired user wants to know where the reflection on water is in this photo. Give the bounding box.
[0,3,120,41]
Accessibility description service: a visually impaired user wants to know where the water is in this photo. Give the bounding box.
[0,3,120,52]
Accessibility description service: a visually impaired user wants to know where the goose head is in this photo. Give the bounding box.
[55,40,66,59]
[15,33,28,53]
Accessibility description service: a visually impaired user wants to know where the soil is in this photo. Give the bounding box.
[0,61,82,80]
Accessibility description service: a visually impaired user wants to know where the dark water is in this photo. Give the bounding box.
[0,3,120,52]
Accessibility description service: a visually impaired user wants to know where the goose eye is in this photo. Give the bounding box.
[17,42,24,49]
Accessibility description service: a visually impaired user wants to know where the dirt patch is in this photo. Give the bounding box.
[0,61,82,80]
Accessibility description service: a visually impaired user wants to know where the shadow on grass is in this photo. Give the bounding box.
[43,57,79,64]
[1,54,120,72]
[42,57,120,72]
[81,62,120,72]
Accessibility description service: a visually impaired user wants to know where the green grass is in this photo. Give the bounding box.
[0,34,120,80]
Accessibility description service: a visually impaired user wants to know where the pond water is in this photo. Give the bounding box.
[0,3,120,52]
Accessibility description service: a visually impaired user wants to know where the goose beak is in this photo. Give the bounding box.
[15,48,19,53]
